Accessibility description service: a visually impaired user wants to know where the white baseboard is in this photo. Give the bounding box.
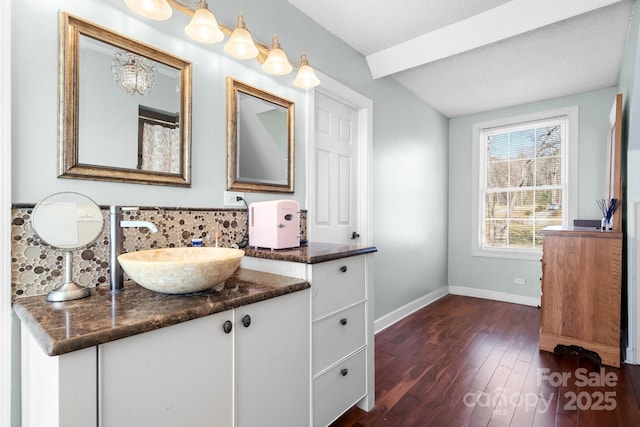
[374,286,448,334]
[374,285,541,335]
[448,285,541,307]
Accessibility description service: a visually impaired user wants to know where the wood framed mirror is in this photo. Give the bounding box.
[58,12,192,186]
[226,77,295,193]
[605,93,623,231]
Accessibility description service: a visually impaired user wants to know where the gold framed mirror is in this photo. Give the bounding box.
[58,12,192,186]
[605,93,623,231]
[226,77,295,193]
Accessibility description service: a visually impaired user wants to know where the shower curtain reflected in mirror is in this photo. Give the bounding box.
[140,123,181,174]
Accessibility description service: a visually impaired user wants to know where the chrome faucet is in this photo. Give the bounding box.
[109,206,159,293]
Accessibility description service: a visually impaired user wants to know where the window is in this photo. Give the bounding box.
[472,107,578,260]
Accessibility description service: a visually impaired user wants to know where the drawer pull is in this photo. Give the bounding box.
[340,368,349,376]
[242,314,251,328]
[339,318,348,326]
[222,320,233,334]
[340,266,348,273]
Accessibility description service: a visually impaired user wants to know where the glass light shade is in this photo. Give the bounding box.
[185,8,224,43]
[124,0,172,20]
[293,64,320,89]
[262,35,292,76]
[262,37,293,76]
[224,27,258,59]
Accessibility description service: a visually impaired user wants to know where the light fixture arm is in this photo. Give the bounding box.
[166,0,303,68]
[127,0,319,87]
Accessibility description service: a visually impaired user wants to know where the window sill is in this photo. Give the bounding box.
[472,246,542,261]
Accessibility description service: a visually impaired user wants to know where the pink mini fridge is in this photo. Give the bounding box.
[248,200,300,249]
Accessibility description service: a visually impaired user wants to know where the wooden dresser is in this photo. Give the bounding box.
[539,226,622,367]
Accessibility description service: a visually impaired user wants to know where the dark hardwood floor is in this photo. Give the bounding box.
[330,294,640,427]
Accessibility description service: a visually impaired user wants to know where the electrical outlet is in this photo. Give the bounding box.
[514,277,526,285]
[224,191,245,207]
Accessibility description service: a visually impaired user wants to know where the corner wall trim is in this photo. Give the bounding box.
[374,286,448,334]
[448,285,541,307]
[626,347,636,365]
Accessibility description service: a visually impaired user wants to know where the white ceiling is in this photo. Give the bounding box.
[288,0,634,118]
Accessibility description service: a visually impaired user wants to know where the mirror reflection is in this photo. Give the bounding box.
[31,192,104,302]
[32,192,104,250]
[227,77,295,193]
[59,12,192,186]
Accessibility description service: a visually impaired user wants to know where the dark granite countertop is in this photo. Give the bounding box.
[13,268,309,357]
[245,242,377,263]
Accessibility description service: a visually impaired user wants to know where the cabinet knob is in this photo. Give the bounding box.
[340,266,348,273]
[339,318,348,326]
[222,320,233,334]
[340,368,349,377]
[242,314,251,328]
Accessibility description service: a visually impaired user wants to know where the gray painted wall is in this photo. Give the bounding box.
[11,0,450,321]
[448,87,618,299]
[618,0,640,362]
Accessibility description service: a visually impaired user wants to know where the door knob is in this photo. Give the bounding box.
[351,231,360,240]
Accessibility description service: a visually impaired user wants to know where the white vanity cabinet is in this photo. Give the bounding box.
[235,290,311,427]
[242,251,374,427]
[20,289,310,427]
[310,257,368,427]
[98,311,234,427]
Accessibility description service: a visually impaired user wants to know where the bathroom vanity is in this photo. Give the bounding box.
[244,243,376,427]
[16,268,311,427]
[15,242,376,427]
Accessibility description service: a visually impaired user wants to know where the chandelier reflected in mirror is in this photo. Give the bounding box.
[111,50,158,95]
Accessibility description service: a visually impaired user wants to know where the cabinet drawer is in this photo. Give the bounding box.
[311,256,365,320]
[313,302,366,375]
[313,349,366,427]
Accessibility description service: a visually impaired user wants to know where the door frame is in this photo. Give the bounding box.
[305,72,373,246]
[1,0,12,424]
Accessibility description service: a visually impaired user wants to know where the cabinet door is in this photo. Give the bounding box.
[98,312,234,427]
[235,289,311,427]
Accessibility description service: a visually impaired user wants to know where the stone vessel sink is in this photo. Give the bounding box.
[118,247,244,294]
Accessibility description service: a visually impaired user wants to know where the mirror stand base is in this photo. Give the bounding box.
[46,250,92,302]
[46,282,91,302]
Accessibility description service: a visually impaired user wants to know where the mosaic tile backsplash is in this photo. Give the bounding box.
[11,206,307,301]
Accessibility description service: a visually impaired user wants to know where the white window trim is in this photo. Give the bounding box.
[471,106,579,260]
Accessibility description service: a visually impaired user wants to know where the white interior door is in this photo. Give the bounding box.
[307,73,373,247]
[310,92,360,244]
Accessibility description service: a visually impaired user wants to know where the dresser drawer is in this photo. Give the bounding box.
[311,256,365,320]
[313,302,366,375]
[313,349,366,427]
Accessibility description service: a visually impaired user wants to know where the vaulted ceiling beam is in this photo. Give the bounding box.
[366,0,624,79]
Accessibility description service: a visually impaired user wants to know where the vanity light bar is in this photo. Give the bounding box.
[124,0,320,89]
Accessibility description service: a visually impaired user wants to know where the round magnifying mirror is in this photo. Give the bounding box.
[31,192,104,302]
